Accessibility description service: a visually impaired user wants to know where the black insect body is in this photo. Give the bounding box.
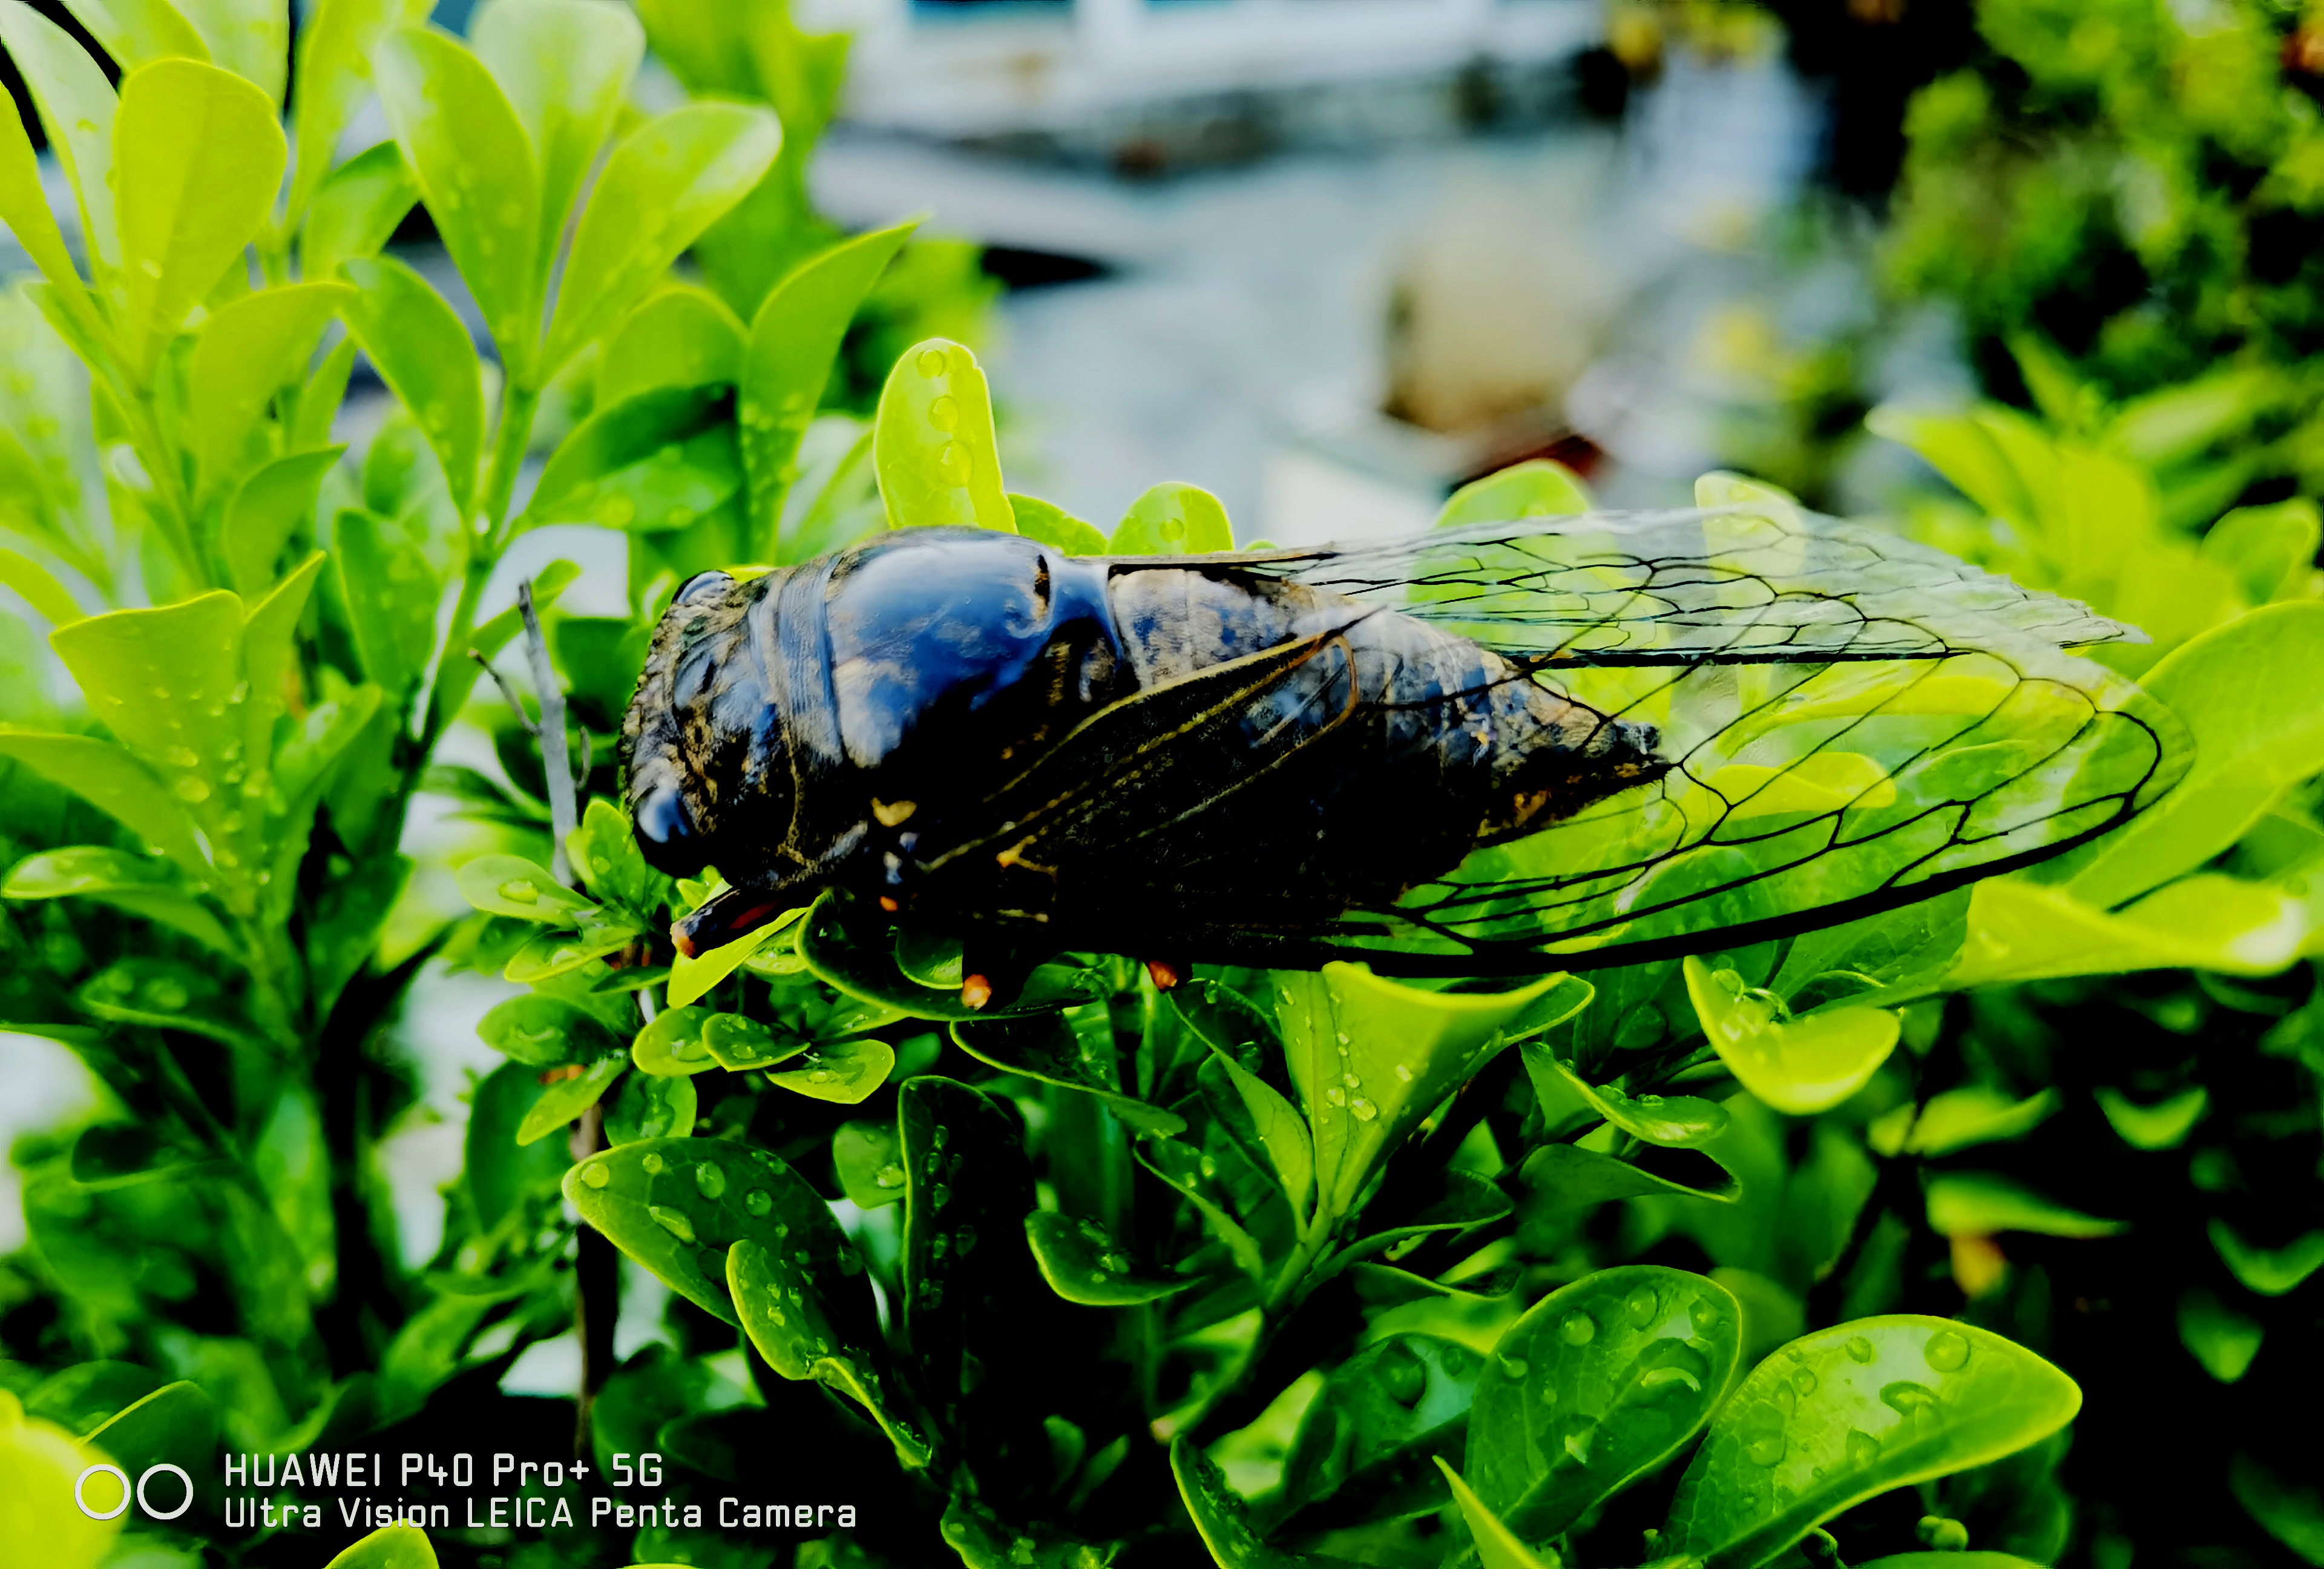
[623,527,1664,962]
[621,511,2187,982]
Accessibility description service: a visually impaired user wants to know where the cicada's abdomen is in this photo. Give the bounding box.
[1085,566,1664,921]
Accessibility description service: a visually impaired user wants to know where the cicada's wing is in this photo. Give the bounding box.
[1258,507,2136,663]
[1169,508,2189,972]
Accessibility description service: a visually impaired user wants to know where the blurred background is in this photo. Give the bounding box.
[9,0,2324,1557]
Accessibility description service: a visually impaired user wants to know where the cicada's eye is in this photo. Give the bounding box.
[632,783,706,877]
[674,570,733,609]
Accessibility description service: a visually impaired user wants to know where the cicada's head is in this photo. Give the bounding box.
[619,568,788,882]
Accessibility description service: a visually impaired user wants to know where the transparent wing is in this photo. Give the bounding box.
[1258,507,2136,663]
[1179,508,2190,972]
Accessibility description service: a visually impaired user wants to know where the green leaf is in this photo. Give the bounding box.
[1339,1168,1511,1262]
[0,42,111,352]
[1949,873,2311,985]
[0,2,123,283]
[1686,958,1900,1115]
[1,844,234,952]
[873,337,1014,532]
[1436,1459,1557,1569]
[516,1056,622,1143]
[1199,1048,1312,1222]
[1008,493,1108,555]
[631,1004,717,1077]
[469,0,641,262]
[2230,1452,2324,1565]
[1465,1266,1739,1539]
[797,889,1101,1019]
[1278,965,1579,1220]
[169,0,286,105]
[1171,1435,1365,1568]
[832,1119,905,1209]
[603,1067,695,1145]
[82,1378,217,1488]
[287,0,433,223]
[334,508,439,694]
[111,60,285,384]
[1869,1087,2059,1158]
[188,281,350,495]
[0,1388,122,1567]
[1663,1317,2082,1569]
[599,285,744,407]
[766,1036,893,1104]
[502,926,636,982]
[295,335,358,452]
[323,1521,438,1568]
[373,25,540,376]
[1024,1209,1195,1306]
[1280,1334,1481,1525]
[1854,1558,2048,1569]
[455,853,596,921]
[2210,1220,2324,1296]
[899,1076,1039,1403]
[338,254,485,515]
[2093,1084,2207,1150]
[55,0,207,76]
[2202,498,2320,605]
[0,548,82,627]
[699,1011,807,1071]
[1520,1141,1740,1210]
[521,384,739,533]
[1138,1137,1265,1281]
[1111,481,1233,554]
[1433,459,1592,530]
[738,220,914,528]
[467,1058,570,1226]
[0,731,203,877]
[223,450,341,597]
[953,1009,1188,1136]
[667,912,801,1007]
[478,993,620,1065]
[2066,603,2324,909]
[937,1496,1116,1568]
[1523,1043,1730,1148]
[1925,1173,2127,1238]
[300,140,418,284]
[2179,1288,2263,1383]
[728,1236,931,1468]
[540,100,781,381]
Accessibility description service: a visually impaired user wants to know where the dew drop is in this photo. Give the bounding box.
[1325,1087,1346,1107]
[649,1205,695,1243]
[875,1163,905,1189]
[582,1164,610,1188]
[1497,1354,1529,1380]
[809,1069,835,1083]
[931,1183,951,1208]
[1845,1429,1880,1467]
[1923,1329,1969,1373]
[173,777,210,803]
[1880,1381,1940,1418]
[1561,1421,1595,1464]
[1559,1310,1597,1346]
[927,394,960,431]
[1624,1283,1660,1329]
[1640,1364,1702,1395]
[1690,1298,1724,1333]
[1744,1430,1786,1467]
[935,442,971,484]
[916,347,949,378]
[954,1226,977,1255]
[1792,1366,1817,1395]
[1341,1071,1360,1088]
[642,1153,665,1175]
[165,745,199,768]
[1088,1269,1108,1283]
[1845,1335,1875,1363]
[695,1163,727,1198]
[744,1189,772,1216]
[1394,1064,1413,1082]
[497,878,539,905]
[1350,1097,1377,1120]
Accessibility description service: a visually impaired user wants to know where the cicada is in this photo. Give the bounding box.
[619,507,2187,995]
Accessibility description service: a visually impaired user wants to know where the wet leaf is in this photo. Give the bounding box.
[667,905,804,1007]
[287,0,432,222]
[603,1068,695,1146]
[470,0,641,258]
[516,1057,622,1143]
[899,1077,1035,1421]
[334,508,438,696]
[832,1119,906,1209]
[1110,481,1233,554]
[631,1005,717,1077]
[1280,1334,1482,1526]
[1436,1459,1557,1569]
[1523,1043,1730,1148]
[954,1008,1187,1136]
[729,1237,931,1469]
[599,284,744,406]
[766,1036,893,1104]
[1199,1048,1311,1222]
[697,1011,805,1071]
[478,994,620,1065]
[521,384,739,533]
[1686,958,1900,1115]
[502,926,638,983]
[338,254,485,515]
[323,1521,438,1568]
[1466,1266,1739,1540]
[1663,1316,2081,1569]
[83,1379,217,1495]
[1433,459,1591,530]
[1170,1435,1365,1568]
[1520,1141,1740,1211]
[1869,1087,2058,1158]
[1009,493,1108,554]
[1,844,233,953]
[1025,1209,1195,1306]
[113,61,284,383]
[223,450,342,599]
[874,337,1014,532]
[455,854,596,923]
[188,282,349,496]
